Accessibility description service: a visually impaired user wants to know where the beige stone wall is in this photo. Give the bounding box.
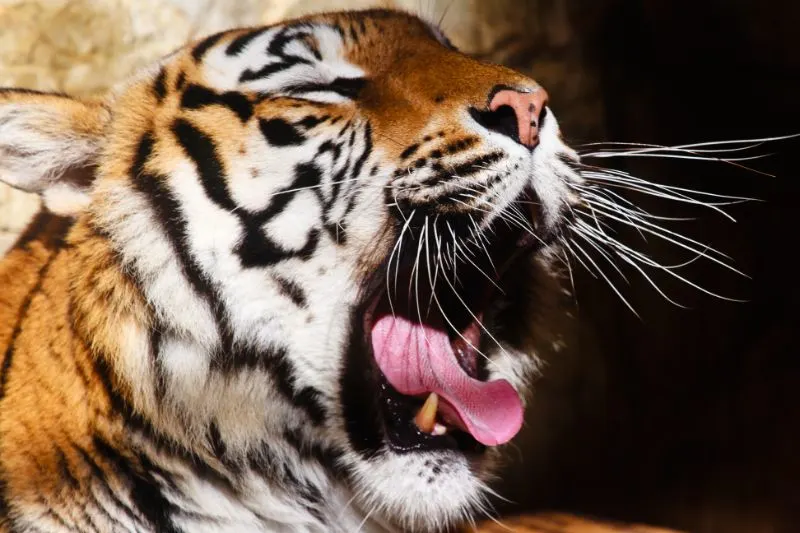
[0,0,601,253]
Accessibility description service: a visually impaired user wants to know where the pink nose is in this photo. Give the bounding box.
[489,87,549,149]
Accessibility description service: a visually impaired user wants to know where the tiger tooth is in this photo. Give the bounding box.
[432,423,447,436]
[414,393,438,433]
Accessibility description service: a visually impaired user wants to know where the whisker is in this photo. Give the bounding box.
[578,141,768,155]
[575,186,698,222]
[582,168,759,203]
[577,132,799,152]
[567,237,640,318]
[573,230,630,283]
[572,221,746,303]
[577,173,742,222]
[584,151,772,163]
[574,219,707,270]
[574,205,744,274]
[560,246,578,304]
[560,237,598,280]
[572,225,685,308]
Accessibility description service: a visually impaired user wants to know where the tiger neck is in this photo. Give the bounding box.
[66,215,397,532]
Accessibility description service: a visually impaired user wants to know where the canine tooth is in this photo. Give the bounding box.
[414,393,438,433]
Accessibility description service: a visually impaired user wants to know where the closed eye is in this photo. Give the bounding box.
[284,77,367,100]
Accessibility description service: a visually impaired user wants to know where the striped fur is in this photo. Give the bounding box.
[0,9,583,533]
[471,513,681,533]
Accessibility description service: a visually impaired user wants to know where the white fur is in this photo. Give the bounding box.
[2,16,583,533]
[0,102,100,215]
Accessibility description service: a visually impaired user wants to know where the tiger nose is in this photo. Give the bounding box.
[488,87,549,149]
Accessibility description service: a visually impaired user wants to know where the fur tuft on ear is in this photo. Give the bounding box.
[0,89,110,216]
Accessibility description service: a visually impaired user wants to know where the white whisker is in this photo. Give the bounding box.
[567,237,640,317]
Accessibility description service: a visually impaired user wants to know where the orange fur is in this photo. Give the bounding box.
[0,9,657,533]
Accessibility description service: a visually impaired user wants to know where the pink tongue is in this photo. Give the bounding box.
[371,314,523,446]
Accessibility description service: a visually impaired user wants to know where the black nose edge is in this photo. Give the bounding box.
[469,105,521,145]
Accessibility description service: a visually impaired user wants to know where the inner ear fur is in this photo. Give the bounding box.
[0,89,110,216]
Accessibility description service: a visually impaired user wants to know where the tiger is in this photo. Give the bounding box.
[0,7,679,533]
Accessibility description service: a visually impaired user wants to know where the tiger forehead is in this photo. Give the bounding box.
[105,8,536,168]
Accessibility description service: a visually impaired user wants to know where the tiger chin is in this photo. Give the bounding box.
[0,8,581,533]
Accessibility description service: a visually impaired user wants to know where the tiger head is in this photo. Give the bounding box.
[0,9,581,532]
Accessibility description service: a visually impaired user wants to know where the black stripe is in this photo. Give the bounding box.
[130,132,218,306]
[348,25,359,44]
[234,227,294,269]
[88,356,237,494]
[175,72,187,92]
[192,32,225,62]
[239,28,314,83]
[255,161,319,218]
[0,478,15,532]
[349,123,373,189]
[339,310,384,459]
[150,327,167,401]
[207,422,228,460]
[153,68,167,102]
[259,118,305,146]
[399,143,420,160]
[326,131,355,213]
[172,119,237,211]
[282,429,348,480]
[55,447,80,489]
[226,28,267,56]
[134,127,326,420]
[272,274,307,307]
[180,85,253,123]
[246,440,325,524]
[87,362,151,471]
[327,124,373,246]
[89,438,183,533]
[256,348,327,426]
[293,229,320,261]
[285,77,367,100]
[442,136,479,155]
[171,119,311,268]
[295,115,326,130]
[206,331,328,426]
[9,210,73,252]
[237,162,322,267]
[422,151,505,187]
[267,28,300,56]
[0,251,59,399]
[316,140,343,165]
[276,162,323,215]
[69,443,142,528]
[240,61,295,83]
[41,508,72,531]
[259,348,294,401]
[293,387,327,425]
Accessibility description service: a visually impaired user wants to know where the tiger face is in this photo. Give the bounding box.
[0,9,581,533]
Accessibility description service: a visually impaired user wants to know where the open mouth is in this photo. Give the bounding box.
[356,194,542,456]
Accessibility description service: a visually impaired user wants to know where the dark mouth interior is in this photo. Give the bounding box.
[361,203,539,455]
[378,374,487,454]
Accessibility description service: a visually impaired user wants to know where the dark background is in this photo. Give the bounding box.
[491,1,800,531]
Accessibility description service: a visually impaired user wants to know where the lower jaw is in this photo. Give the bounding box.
[378,374,487,456]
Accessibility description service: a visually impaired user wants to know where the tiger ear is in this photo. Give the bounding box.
[0,89,110,216]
